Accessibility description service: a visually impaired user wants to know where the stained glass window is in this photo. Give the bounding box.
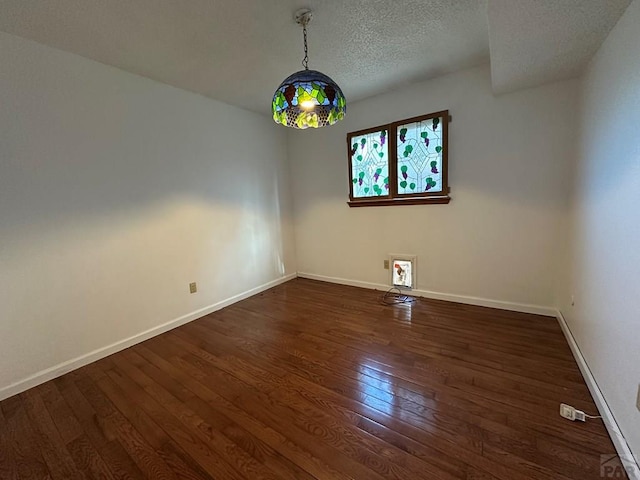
[396,116,444,195]
[349,129,389,198]
[346,110,450,206]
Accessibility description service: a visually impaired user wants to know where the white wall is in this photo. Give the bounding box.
[289,65,577,309]
[558,0,640,459]
[0,32,296,395]
[0,6,637,462]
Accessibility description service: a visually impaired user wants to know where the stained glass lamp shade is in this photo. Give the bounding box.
[272,9,346,129]
[272,70,346,129]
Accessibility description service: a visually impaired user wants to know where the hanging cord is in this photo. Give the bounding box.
[301,21,309,70]
[584,413,603,419]
[380,287,417,306]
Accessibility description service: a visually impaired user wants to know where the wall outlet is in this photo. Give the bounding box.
[383,259,389,269]
[189,282,197,294]
[636,385,640,412]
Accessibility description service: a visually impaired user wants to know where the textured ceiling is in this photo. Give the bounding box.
[0,0,489,115]
[488,0,632,94]
[0,1,632,114]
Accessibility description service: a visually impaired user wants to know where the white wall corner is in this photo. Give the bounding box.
[297,272,556,317]
[556,310,640,480]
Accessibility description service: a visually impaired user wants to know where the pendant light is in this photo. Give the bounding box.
[272,9,346,129]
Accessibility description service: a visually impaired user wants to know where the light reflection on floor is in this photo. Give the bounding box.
[389,297,415,324]
[356,357,438,431]
[392,305,414,323]
[357,361,397,415]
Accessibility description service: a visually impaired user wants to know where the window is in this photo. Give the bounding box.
[347,110,450,207]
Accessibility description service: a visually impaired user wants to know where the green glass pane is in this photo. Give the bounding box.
[296,111,318,128]
[396,117,444,194]
[297,89,314,106]
[350,129,390,198]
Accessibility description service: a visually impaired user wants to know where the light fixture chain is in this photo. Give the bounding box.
[302,22,309,70]
[273,8,345,128]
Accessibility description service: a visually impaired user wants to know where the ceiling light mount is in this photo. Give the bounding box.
[272,8,346,129]
[294,9,313,27]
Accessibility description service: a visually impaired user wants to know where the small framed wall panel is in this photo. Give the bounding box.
[388,254,417,289]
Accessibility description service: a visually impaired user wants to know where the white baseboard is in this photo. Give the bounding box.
[556,310,640,480]
[4,271,637,479]
[0,273,297,401]
[298,273,639,476]
[297,272,556,317]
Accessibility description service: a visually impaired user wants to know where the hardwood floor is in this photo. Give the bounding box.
[0,278,627,479]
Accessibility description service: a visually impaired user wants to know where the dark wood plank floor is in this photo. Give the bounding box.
[0,278,626,479]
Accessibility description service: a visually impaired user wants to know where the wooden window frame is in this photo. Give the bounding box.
[347,110,450,207]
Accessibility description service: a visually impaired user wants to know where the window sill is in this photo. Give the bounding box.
[347,196,451,207]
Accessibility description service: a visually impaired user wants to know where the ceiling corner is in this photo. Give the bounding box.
[486,0,632,95]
